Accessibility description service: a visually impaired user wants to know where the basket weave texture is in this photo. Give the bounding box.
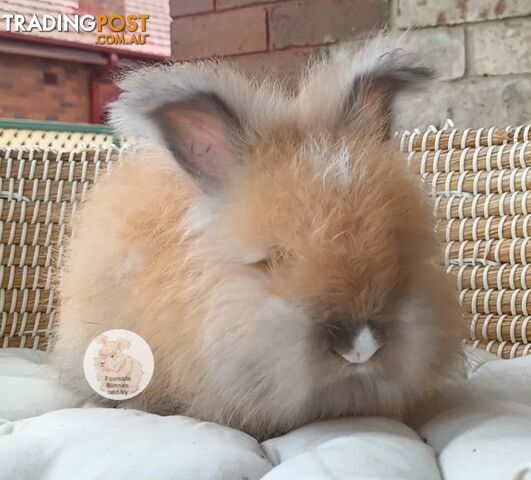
[0,129,118,151]
[400,124,531,359]
[0,148,119,350]
[1,123,531,358]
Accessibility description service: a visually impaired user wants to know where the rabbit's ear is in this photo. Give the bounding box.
[149,94,240,190]
[117,339,131,351]
[298,35,434,135]
[95,334,108,345]
[109,63,257,192]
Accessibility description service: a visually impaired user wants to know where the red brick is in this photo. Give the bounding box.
[229,48,320,91]
[0,52,121,123]
[169,0,214,18]
[0,52,92,123]
[79,0,125,15]
[217,0,270,9]
[269,0,388,49]
[171,7,267,60]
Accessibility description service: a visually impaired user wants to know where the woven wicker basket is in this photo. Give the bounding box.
[0,147,120,349]
[1,122,530,359]
[0,119,120,151]
[400,123,531,359]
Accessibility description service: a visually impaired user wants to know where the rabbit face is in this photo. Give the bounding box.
[95,338,130,372]
[188,127,459,393]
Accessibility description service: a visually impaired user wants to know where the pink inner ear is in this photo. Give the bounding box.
[184,111,233,180]
[160,99,237,185]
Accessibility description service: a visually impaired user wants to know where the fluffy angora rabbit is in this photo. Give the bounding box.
[51,37,463,440]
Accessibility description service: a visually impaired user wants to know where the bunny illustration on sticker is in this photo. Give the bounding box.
[83,329,154,400]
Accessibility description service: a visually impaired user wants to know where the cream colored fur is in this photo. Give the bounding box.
[51,36,464,440]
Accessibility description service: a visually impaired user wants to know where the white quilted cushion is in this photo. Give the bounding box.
[0,348,83,422]
[1,347,531,480]
[0,409,272,480]
[261,418,440,480]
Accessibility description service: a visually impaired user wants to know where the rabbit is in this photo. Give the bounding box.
[50,36,464,440]
[93,335,143,395]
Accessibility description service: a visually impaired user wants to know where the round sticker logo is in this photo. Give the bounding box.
[83,329,154,400]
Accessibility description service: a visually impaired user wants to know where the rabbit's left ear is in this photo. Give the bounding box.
[298,36,434,135]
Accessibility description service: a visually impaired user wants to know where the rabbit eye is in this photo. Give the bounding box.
[250,246,293,271]
[271,246,292,263]
[250,259,269,270]
[110,355,114,358]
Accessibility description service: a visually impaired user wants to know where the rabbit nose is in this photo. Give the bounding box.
[340,324,382,364]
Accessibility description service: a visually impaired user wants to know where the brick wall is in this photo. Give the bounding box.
[78,0,125,15]
[0,53,118,123]
[170,0,387,88]
[0,0,170,123]
[0,52,115,123]
[169,0,531,128]
[388,0,531,129]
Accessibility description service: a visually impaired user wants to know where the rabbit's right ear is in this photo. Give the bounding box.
[95,334,108,345]
[109,63,258,192]
[149,94,241,191]
[117,338,131,351]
